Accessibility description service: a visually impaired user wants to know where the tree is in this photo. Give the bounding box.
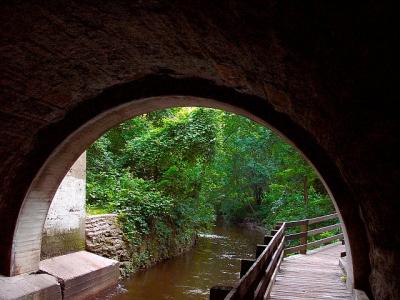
[87,106,333,238]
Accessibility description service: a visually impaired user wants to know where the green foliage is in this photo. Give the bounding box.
[87,108,217,252]
[86,205,110,215]
[198,111,334,227]
[86,106,334,263]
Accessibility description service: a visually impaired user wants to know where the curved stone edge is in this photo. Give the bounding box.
[0,273,61,300]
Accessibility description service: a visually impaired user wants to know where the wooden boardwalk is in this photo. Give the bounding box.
[210,215,351,300]
[269,243,351,299]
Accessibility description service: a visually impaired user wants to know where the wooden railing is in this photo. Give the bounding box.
[284,213,343,255]
[209,213,343,300]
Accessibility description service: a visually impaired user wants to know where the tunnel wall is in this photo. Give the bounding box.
[41,153,86,259]
[0,1,398,299]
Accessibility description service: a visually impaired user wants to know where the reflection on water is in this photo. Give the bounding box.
[111,224,264,300]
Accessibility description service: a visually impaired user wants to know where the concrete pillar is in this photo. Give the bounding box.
[41,152,86,259]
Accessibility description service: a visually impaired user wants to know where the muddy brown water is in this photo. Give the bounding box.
[104,224,264,300]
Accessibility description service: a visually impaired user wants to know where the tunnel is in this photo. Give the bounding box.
[0,1,398,299]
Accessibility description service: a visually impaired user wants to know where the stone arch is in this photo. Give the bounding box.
[8,76,369,295]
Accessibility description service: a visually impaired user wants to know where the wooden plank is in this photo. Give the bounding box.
[225,224,286,300]
[263,250,284,300]
[307,223,341,237]
[285,219,308,228]
[281,213,338,229]
[284,243,307,255]
[308,213,338,225]
[299,222,308,254]
[270,243,351,300]
[254,237,285,300]
[286,226,341,253]
[307,233,343,248]
[285,232,306,241]
[285,234,343,255]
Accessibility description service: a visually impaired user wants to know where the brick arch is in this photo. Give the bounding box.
[7,76,367,295]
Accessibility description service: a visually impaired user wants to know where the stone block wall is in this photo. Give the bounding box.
[85,213,197,277]
[85,214,131,275]
[41,153,86,259]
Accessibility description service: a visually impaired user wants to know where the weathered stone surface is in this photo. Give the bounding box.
[85,214,131,264]
[355,289,371,300]
[0,1,398,299]
[39,251,119,300]
[85,214,196,277]
[0,273,61,300]
[41,153,86,259]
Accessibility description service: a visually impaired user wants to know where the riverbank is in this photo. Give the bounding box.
[85,214,197,277]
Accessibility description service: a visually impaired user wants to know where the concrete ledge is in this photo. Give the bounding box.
[0,273,61,300]
[353,289,370,300]
[39,251,119,300]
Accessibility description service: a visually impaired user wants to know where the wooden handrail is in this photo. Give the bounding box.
[285,234,344,254]
[308,213,339,225]
[285,213,338,228]
[253,236,285,300]
[209,213,343,300]
[283,213,342,255]
[307,223,341,237]
[224,224,285,300]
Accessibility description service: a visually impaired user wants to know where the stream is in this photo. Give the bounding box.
[108,224,264,299]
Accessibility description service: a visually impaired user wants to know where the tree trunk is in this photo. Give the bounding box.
[303,176,308,216]
[253,185,263,205]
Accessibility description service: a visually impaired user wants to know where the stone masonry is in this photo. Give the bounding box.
[85,214,131,275]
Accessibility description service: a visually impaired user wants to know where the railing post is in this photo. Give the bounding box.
[256,245,267,258]
[240,259,255,278]
[264,235,273,245]
[210,286,232,300]
[299,220,309,254]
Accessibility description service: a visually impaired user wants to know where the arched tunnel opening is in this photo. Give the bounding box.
[4,92,368,297]
[37,105,349,299]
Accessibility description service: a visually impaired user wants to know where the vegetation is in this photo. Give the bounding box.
[86,107,335,269]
